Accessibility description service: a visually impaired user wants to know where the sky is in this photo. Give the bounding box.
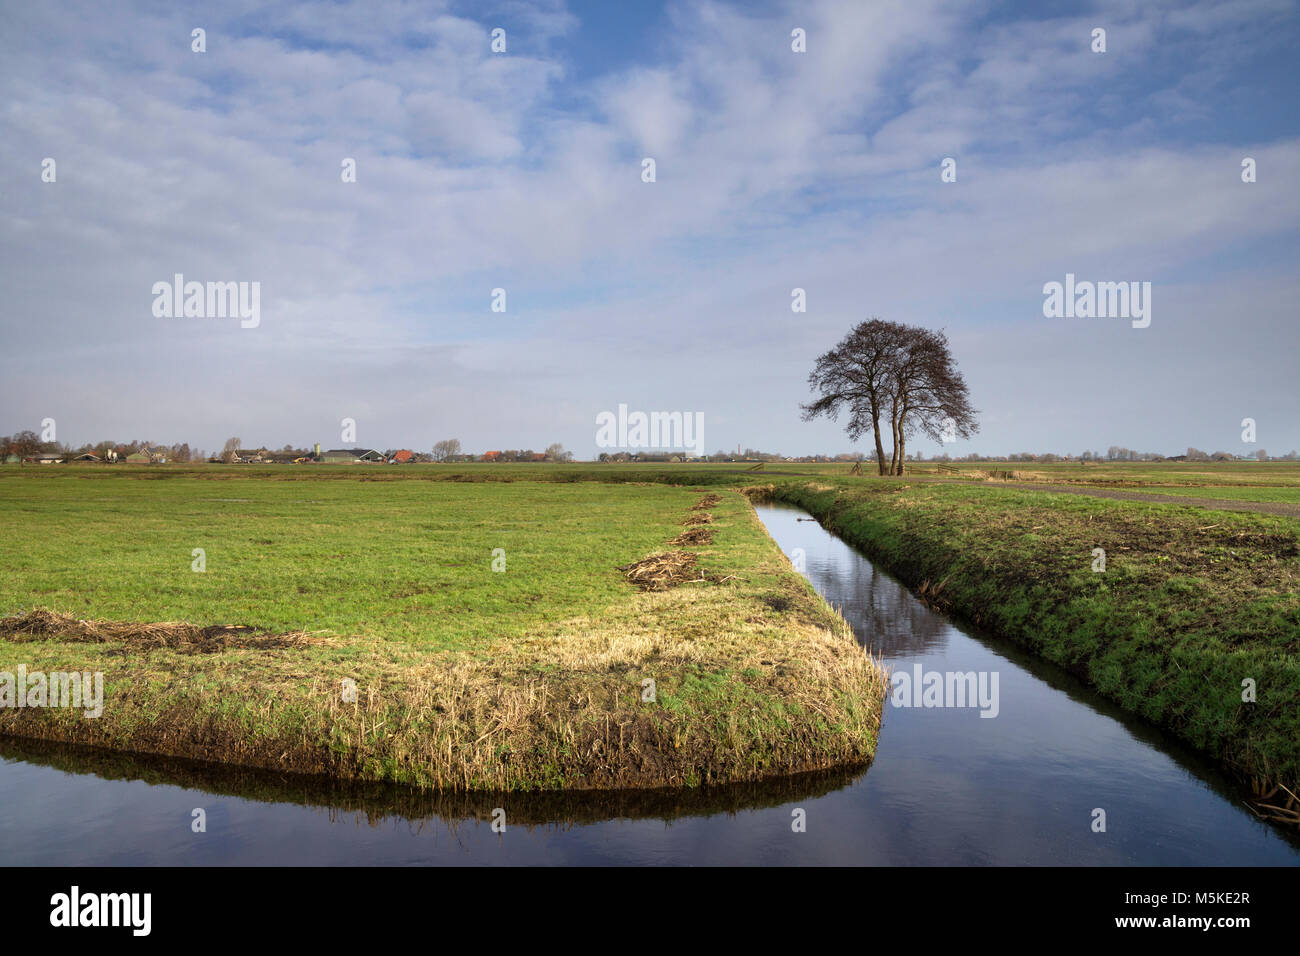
[1,0,1298,458]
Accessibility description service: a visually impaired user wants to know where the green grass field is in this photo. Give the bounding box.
[1,476,711,648]
[0,467,884,790]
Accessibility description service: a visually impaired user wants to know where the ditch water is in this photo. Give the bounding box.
[1,502,1296,865]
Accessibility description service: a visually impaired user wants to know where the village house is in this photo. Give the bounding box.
[121,445,167,464]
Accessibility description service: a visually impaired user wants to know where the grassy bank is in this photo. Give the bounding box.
[753,478,1300,788]
[0,473,885,790]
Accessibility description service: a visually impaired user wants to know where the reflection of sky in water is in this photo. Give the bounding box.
[1,503,1296,865]
[804,546,950,659]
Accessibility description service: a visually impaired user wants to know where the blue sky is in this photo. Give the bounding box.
[1,0,1298,458]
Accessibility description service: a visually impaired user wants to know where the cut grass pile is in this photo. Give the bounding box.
[671,527,715,546]
[0,608,320,653]
[617,550,701,591]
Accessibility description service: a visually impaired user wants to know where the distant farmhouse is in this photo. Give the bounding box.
[321,448,385,463]
[125,445,166,464]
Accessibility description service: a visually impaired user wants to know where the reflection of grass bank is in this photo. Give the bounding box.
[749,480,1300,790]
[0,736,863,829]
[0,475,885,790]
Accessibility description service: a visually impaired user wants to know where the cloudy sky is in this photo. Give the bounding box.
[2,0,1298,458]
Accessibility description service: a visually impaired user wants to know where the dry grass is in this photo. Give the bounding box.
[1249,781,1300,827]
[683,512,714,526]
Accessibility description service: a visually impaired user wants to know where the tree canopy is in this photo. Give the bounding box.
[802,318,978,475]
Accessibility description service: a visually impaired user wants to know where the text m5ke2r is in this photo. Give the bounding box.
[1196,892,1250,904]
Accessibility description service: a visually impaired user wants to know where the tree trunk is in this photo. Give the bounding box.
[895,431,906,475]
[889,413,900,475]
[873,415,887,476]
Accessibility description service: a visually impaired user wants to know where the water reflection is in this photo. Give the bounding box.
[0,736,862,831]
[810,550,950,657]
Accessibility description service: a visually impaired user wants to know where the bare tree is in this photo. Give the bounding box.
[545,442,572,462]
[885,327,977,475]
[801,319,911,475]
[11,430,42,458]
[220,437,241,463]
[432,439,461,462]
[803,320,977,476]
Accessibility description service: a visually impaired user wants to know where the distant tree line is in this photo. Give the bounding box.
[0,430,206,462]
[5,424,1296,465]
